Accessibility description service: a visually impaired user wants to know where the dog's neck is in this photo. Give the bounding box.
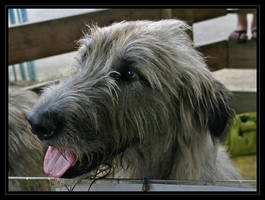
[112,132,218,180]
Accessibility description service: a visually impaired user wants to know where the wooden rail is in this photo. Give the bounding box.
[171,8,227,24]
[8,8,229,65]
[213,68,256,113]
[227,8,257,14]
[8,9,162,65]
[197,40,257,71]
[9,8,257,65]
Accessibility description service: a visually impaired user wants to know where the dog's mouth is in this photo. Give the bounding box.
[43,146,76,178]
[43,146,102,178]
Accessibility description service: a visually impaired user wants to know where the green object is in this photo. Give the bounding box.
[224,113,256,157]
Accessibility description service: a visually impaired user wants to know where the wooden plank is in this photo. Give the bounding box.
[213,69,256,92]
[9,8,229,65]
[53,183,255,191]
[23,79,59,94]
[227,8,257,14]
[161,9,172,18]
[197,39,257,71]
[231,91,256,113]
[196,40,228,71]
[8,9,163,65]
[171,8,227,24]
[9,8,256,68]
[213,69,256,114]
[228,40,257,69]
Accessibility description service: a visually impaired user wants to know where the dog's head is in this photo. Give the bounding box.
[26,20,234,179]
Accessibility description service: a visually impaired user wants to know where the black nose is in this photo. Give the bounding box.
[26,110,63,140]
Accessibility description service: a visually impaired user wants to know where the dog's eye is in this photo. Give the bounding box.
[126,70,136,80]
[111,70,137,82]
[81,52,88,62]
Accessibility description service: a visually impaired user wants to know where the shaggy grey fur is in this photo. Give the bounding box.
[8,87,51,191]
[27,20,241,181]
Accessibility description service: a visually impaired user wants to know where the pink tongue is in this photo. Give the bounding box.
[43,146,76,178]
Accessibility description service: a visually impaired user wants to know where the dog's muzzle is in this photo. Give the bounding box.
[26,110,64,141]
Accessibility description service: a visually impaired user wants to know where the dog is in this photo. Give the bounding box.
[8,87,50,191]
[26,20,241,183]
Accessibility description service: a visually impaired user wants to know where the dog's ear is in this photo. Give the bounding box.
[176,75,234,141]
[207,81,234,140]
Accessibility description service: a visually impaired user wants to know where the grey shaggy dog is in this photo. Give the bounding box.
[26,19,241,182]
[8,87,50,191]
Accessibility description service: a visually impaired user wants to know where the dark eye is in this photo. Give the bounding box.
[127,70,136,79]
[81,52,88,62]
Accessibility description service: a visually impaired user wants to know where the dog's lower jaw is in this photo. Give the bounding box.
[61,153,104,178]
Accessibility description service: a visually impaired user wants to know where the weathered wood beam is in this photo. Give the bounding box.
[196,40,228,71]
[213,69,256,113]
[231,91,257,113]
[227,8,257,14]
[197,40,257,71]
[9,8,229,65]
[171,8,227,24]
[8,9,163,65]
[228,41,257,69]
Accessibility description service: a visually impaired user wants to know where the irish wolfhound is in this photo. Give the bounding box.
[26,20,241,182]
[8,87,50,191]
